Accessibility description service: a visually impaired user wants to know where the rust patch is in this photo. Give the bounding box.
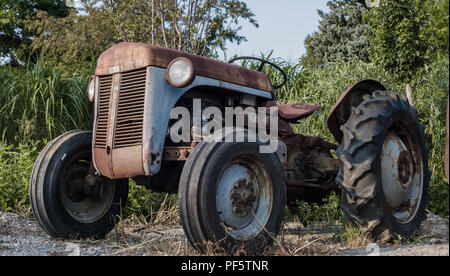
[163,146,193,161]
[95,42,272,92]
[266,102,321,123]
[111,146,144,178]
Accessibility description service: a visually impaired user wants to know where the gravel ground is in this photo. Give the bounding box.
[0,211,448,256]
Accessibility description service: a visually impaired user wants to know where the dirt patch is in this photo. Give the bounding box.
[0,211,448,256]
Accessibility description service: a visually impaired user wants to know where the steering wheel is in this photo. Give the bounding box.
[228,56,287,89]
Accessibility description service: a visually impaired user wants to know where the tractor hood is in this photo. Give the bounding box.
[95,42,273,92]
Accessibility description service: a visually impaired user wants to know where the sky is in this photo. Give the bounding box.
[71,0,330,62]
[221,0,330,62]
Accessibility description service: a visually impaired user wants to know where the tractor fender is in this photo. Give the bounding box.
[327,79,386,144]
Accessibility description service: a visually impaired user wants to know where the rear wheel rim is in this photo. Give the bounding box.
[60,150,115,224]
[216,155,273,241]
[381,128,424,224]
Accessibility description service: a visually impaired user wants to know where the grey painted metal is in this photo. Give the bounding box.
[142,66,274,176]
[216,164,260,229]
[215,160,273,241]
[381,132,424,224]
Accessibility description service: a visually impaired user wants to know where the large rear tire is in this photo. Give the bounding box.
[336,91,430,240]
[178,136,286,254]
[30,130,129,239]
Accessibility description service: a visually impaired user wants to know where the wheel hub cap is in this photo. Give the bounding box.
[231,178,257,217]
[215,157,273,241]
[381,132,423,224]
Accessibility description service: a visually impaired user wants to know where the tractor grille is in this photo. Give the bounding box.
[95,75,113,149]
[113,68,147,148]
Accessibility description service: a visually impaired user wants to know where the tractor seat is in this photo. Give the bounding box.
[267,102,321,122]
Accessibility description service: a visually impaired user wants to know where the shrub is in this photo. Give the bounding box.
[0,141,41,214]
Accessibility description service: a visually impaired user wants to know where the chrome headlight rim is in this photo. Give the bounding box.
[165,57,195,88]
[88,75,95,102]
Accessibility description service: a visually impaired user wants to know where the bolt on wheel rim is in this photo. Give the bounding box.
[216,156,273,241]
[381,131,423,224]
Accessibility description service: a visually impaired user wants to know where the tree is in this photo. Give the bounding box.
[430,0,449,55]
[366,0,433,82]
[301,0,370,67]
[30,0,258,67]
[0,0,70,64]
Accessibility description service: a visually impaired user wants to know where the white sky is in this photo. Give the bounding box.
[222,0,329,62]
[72,0,329,62]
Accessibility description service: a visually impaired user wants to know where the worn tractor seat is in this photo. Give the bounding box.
[267,102,321,122]
[95,42,273,92]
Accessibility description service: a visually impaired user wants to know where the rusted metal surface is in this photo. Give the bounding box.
[265,101,322,139]
[93,75,112,149]
[281,133,338,153]
[286,180,329,189]
[266,101,321,123]
[445,99,449,181]
[92,69,147,179]
[95,42,273,92]
[327,79,386,143]
[114,68,147,149]
[111,146,144,178]
[163,146,192,161]
[230,178,258,217]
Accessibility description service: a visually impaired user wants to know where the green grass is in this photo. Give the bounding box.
[0,55,448,219]
[0,61,93,144]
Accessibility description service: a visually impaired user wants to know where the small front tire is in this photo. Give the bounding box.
[30,130,129,239]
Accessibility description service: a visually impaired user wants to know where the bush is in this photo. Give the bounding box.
[0,141,41,214]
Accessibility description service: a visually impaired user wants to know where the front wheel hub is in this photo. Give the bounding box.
[230,178,257,217]
[216,161,268,235]
[61,162,115,224]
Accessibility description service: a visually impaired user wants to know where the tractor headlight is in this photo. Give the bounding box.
[88,76,95,102]
[165,58,195,88]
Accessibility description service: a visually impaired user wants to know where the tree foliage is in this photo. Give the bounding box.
[29,0,258,66]
[0,0,70,64]
[301,0,370,67]
[430,0,449,54]
[366,0,437,82]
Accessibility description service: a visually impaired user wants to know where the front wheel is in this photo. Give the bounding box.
[30,130,129,239]
[178,137,286,254]
[336,91,430,240]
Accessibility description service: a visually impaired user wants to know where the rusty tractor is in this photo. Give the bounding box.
[30,43,430,254]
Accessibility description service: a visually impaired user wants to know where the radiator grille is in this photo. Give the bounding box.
[95,75,113,149]
[113,68,147,148]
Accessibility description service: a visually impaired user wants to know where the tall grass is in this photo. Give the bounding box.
[0,62,92,144]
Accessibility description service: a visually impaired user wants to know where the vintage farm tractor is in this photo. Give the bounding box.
[30,43,430,254]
